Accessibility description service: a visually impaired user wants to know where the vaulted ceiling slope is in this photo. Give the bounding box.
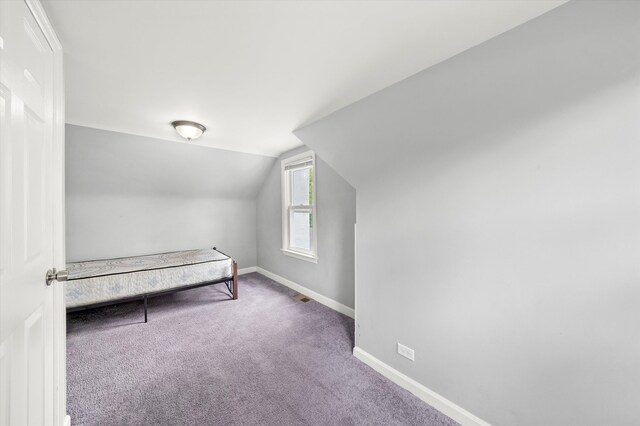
[43,0,565,157]
[66,125,275,198]
[294,1,639,189]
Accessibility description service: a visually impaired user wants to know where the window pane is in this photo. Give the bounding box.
[292,167,311,206]
[290,211,312,251]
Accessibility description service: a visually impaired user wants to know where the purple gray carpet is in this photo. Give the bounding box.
[67,272,458,426]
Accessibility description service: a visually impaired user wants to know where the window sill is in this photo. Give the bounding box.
[281,248,318,264]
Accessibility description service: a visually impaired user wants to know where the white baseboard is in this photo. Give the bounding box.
[255,267,355,319]
[64,414,71,426]
[353,347,491,426]
[238,266,257,275]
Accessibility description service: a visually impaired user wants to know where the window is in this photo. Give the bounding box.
[281,151,317,263]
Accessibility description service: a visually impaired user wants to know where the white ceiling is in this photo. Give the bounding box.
[43,0,567,157]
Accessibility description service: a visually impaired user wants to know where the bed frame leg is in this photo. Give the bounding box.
[233,261,238,300]
[144,295,148,323]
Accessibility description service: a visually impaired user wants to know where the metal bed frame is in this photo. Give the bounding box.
[66,257,238,323]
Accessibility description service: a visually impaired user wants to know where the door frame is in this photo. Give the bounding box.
[23,1,67,425]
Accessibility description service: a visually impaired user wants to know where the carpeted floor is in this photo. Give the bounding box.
[67,272,458,426]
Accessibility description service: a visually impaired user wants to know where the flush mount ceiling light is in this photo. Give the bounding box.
[171,120,206,141]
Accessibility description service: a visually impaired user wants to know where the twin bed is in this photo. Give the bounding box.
[65,247,238,322]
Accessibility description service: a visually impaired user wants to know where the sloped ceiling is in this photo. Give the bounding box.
[294,1,638,189]
[44,0,566,157]
[66,125,275,198]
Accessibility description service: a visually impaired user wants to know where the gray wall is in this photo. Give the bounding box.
[66,124,274,267]
[295,2,640,425]
[257,146,356,309]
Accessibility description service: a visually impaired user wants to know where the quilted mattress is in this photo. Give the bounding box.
[65,248,233,308]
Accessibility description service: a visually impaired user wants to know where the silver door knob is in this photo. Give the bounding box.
[46,268,69,286]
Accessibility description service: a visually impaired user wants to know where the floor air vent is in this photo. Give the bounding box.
[294,293,311,303]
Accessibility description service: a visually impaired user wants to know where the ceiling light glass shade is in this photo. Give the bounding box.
[171,120,206,141]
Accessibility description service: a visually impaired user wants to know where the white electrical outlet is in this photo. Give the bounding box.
[397,343,415,361]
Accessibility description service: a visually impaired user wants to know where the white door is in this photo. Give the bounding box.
[0,1,66,425]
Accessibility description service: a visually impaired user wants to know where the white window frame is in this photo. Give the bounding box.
[281,151,318,263]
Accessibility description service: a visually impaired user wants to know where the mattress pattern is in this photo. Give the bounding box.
[66,248,233,308]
